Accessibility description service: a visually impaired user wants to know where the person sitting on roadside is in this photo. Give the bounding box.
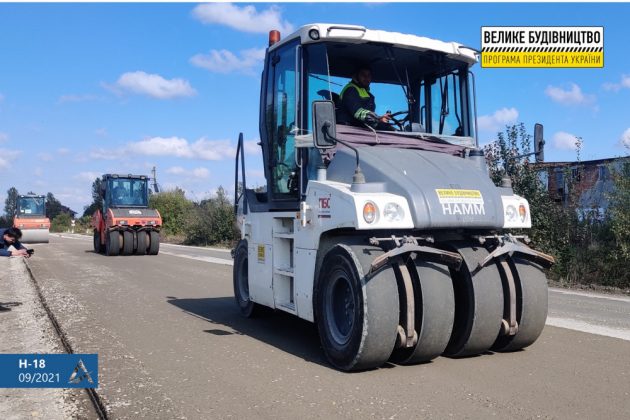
[0,227,30,258]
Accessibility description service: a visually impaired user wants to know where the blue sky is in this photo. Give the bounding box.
[1,2,629,215]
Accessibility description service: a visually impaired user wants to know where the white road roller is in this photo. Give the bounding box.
[233,24,553,371]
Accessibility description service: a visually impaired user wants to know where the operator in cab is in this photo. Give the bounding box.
[336,66,393,131]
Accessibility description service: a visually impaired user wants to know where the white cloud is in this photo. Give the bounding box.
[93,136,236,161]
[0,149,21,170]
[58,94,100,104]
[244,140,261,155]
[75,171,100,182]
[190,48,265,75]
[477,107,519,132]
[89,148,118,160]
[192,167,210,179]
[620,128,630,149]
[34,167,43,177]
[192,3,293,34]
[95,128,108,137]
[246,169,265,179]
[111,71,196,99]
[167,167,209,182]
[38,152,54,162]
[603,74,630,92]
[127,137,193,158]
[0,132,8,143]
[545,83,594,106]
[167,166,210,179]
[57,148,71,155]
[553,131,581,151]
[166,166,185,175]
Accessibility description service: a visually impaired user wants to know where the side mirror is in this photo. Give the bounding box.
[312,100,337,149]
[534,123,545,163]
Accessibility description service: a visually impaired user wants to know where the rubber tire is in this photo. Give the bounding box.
[315,244,399,371]
[122,231,134,256]
[391,260,455,364]
[444,243,504,357]
[233,239,263,317]
[93,230,104,253]
[135,231,147,255]
[106,230,120,256]
[492,257,548,351]
[148,230,160,255]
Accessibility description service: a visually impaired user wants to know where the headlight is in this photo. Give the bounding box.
[505,205,517,222]
[519,204,527,222]
[383,202,404,222]
[363,201,378,224]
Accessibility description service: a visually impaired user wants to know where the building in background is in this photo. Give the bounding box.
[536,156,629,218]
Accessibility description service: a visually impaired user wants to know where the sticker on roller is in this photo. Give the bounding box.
[257,244,265,263]
[481,26,603,68]
[436,189,485,216]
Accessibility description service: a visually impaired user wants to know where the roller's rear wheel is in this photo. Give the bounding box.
[315,244,399,371]
[106,230,120,256]
[391,259,455,364]
[492,257,548,351]
[135,231,148,255]
[148,230,160,255]
[444,243,504,357]
[122,231,134,255]
[93,230,104,253]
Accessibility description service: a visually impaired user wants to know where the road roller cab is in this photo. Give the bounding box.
[233,23,552,371]
[92,174,162,256]
[13,194,50,243]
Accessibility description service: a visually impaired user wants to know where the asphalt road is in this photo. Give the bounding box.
[23,234,630,419]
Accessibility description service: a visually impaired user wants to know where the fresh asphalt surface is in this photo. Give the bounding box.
[23,234,630,419]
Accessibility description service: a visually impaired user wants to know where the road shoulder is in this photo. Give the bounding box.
[0,257,94,419]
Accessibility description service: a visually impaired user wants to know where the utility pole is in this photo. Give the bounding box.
[151,166,160,193]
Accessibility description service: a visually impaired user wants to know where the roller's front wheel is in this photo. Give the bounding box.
[315,244,399,371]
[233,240,263,317]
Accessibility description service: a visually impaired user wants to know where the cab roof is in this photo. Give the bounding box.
[269,23,478,66]
[103,174,148,180]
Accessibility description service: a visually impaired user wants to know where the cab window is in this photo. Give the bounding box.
[429,72,466,136]
[267,43,298,198]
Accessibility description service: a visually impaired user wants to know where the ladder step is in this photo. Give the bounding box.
[274,267,294,276]
[273,233,294,239]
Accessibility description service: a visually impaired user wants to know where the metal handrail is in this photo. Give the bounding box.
[234,132,248,215]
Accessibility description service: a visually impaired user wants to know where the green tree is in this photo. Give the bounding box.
[484,123,577,279]
[149,188,194,236]
[75,215,93,234]
[50,213,72,233]
[82,177,104,217]
[609,161,630,260]
[45,192,63,219]
[4,187,19,217]
[185,186,237,246]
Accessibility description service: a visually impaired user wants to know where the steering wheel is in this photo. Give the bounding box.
[386,110,410,131]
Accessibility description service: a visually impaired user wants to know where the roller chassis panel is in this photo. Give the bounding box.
[326,147,532,230]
